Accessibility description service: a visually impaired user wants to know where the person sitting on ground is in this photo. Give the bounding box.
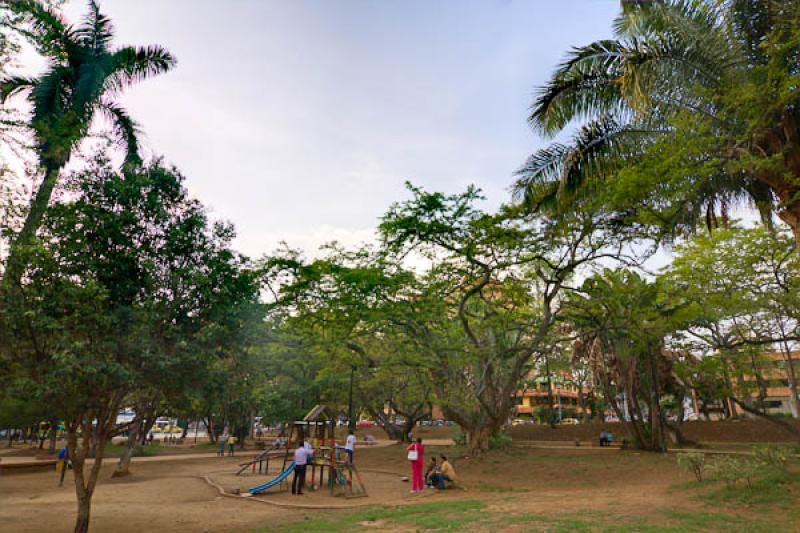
[430,454,457,489]
[424,457,439,487]
[364,434,376,445]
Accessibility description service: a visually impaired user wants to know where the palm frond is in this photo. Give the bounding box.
[97,101,141,165]
[4,0,77,59]
[104,46,176,94]
[514,117,651,213]
[530,40,629,136]
[30,66,72,121]
[0,76,37,103]
[73,0,114,54]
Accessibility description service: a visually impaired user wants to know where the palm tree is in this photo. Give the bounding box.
[514,0,800,244]
[0,1,175,286]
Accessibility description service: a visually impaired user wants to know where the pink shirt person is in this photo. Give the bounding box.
[407,438,425,492]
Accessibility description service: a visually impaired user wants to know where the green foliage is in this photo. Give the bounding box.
[488,431,512,450]
[751,445,790,473]
[676,452,706,482]
[516,0,800,240]
[708,456,759,489]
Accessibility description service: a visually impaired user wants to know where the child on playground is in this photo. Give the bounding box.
[406,437,424,493]
[345,430,356,464]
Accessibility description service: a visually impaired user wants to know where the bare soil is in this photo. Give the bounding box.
[0,428,796,532]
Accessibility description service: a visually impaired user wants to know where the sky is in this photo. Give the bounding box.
[50,0,622,259]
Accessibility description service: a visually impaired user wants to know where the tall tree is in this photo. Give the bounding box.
[379,185,635,454]
[662,225,800,430]
[0,0,175,286]
[0,154,258,533]
[564,269,692,451]
[514,0,800,244]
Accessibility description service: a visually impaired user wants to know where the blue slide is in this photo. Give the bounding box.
[248,461,296,494]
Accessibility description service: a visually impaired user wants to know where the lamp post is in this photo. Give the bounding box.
[348,365,356,432]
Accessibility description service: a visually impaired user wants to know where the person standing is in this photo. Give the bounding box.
[292,442,311,495]
[228,435,237,456]
[218,431,229,457]
[406,437,424,493]
[345,430,356,464]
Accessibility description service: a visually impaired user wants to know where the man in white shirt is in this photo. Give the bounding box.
[345,430,356,464]
[292,443,311,495]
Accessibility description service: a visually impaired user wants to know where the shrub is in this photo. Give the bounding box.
[453,430,466,446]
[752,445,789,472]
[709,457,758,489]
[489,431,512,450]
[677,452,706,482]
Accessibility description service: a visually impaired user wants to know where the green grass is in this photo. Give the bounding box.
[260,500,487,532]
[702,470,800,508]
[92,443,161,458]
[260,501,786,533]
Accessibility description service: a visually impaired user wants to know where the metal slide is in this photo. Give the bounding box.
[247,461,296,494]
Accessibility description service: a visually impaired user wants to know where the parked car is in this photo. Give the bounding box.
[559,418,580,425]
[356,420,375,427]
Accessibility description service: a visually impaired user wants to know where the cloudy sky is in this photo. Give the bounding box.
[53,0,621,258]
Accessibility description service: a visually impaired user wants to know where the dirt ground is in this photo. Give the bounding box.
[0,440,796,532]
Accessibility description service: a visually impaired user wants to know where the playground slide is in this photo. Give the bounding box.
[248,461,296,494]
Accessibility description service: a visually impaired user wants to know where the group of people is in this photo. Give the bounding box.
[407,437,457,492]
[291,430,358,496]
[217,431,237,456]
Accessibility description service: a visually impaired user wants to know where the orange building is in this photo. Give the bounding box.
[512,373,591,419]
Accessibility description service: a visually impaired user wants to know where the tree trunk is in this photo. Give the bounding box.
[113,416,142,478]
[3,163,64,290]
[778,334,799,419]
[48,418,58,454]
[645,347,667,452]
[465,426,493,455]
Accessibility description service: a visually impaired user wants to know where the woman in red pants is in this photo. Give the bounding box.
[407,437,425,493]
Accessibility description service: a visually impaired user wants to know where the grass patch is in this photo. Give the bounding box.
[265,501,792,533]
[702,471,800,508]
[90,443,160,458]
[262,500,486,532]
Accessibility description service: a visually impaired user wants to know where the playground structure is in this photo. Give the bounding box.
[242,405,366,498]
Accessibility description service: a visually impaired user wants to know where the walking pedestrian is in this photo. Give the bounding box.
[218,431,229,457]
[406,437,424,493]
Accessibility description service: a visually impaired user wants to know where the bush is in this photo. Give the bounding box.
[677,452,706,482]
[489,431,512,450]
[752,445,789,472]
[708,457,758,489]
[453,430,466,446]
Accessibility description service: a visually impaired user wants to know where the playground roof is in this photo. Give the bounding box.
[301,404,337,423]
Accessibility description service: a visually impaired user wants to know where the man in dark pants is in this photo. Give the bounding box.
[291,442,311,495]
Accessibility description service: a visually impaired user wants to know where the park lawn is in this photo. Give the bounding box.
[261,500,791,533]
[260,444,800,533]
